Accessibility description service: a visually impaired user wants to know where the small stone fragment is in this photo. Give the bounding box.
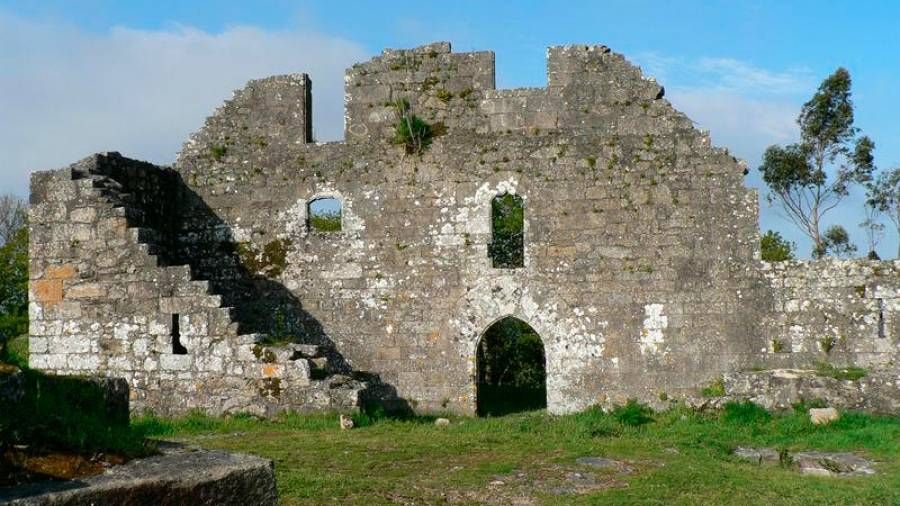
[809,407,840,425]
[733,447,780,466]
[435,417,451,426]
[576,456,621,469]
[339,414,354,430]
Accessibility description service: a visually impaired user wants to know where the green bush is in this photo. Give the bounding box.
[722,401,771,424]
[1,334,28,368]
[760,230,795,262]
[611,399,654,427]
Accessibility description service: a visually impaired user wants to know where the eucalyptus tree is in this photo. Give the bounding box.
[758,68,874,258]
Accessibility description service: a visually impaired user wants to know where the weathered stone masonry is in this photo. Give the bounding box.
[29,42,900,416]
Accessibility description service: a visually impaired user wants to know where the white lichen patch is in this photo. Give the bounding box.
[639,304,668,356]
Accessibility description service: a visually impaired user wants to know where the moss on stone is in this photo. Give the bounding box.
[259,377,282,398]
[701,377,726,397]
[236,239,291,278]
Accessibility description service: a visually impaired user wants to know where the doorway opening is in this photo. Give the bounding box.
[476,316,547,416]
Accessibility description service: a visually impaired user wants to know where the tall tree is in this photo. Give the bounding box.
[0,195,27,246]
[821,225,857,258]
[866,167,900,258]
[0,227,28,355]
[758,68,875,258]
[859,201,884,260]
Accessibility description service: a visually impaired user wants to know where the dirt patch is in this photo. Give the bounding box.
[389,459,637,505]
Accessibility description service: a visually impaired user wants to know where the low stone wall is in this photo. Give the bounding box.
[1,446,278,506]
[724,368,900,414]
[760,259,900,369]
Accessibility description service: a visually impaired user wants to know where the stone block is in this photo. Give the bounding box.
[160,354,192,371]
[809,407,840,425]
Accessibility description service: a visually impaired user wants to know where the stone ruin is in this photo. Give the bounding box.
[27,42,899,416]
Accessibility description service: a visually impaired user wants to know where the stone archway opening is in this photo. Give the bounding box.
[476,316,547,416]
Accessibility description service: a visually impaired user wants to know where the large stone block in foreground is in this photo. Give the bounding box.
[1,446,278,506]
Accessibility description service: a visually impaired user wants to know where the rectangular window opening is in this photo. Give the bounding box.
[172,313,187,355]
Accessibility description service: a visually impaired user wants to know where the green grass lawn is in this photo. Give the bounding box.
[134,403,900,505]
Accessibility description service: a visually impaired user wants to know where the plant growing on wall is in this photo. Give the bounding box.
[865,166,899,258]
[758,68,875,258]
[392,99,433,155]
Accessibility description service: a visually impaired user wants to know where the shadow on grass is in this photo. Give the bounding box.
[0,368,152,459]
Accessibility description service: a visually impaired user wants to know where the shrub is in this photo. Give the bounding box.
[611,399,654,427]
[209,144,227,161]
[722,401,771,424]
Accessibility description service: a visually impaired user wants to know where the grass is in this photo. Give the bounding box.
[133,402,900,505]
[814,361,867,381]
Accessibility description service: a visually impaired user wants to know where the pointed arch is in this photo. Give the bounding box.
[475,315,547,416]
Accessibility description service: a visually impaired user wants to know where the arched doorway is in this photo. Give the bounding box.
[476,316,547,416]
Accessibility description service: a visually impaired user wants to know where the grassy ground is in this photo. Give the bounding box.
[135,403,900,505]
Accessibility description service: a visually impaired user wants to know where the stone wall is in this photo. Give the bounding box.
[759,260,899,368]
[28,153,367,416]
[27,41,900,416]
[170,42,765,414]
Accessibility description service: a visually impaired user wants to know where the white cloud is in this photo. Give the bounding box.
[694,58,813,94]
[0,14,367,197]
[635,52,813,96]
[667,88,799,162]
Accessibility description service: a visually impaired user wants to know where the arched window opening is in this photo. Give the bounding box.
[476,317,547,416]
[308,197,342,233]
[489,194,524,268]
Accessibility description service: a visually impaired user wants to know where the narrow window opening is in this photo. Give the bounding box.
[308,197,342,232]
[489,194,524,268]
[877,298,886,339]
[172,314,187,355]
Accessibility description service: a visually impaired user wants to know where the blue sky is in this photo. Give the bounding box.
[1,1,898,257]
